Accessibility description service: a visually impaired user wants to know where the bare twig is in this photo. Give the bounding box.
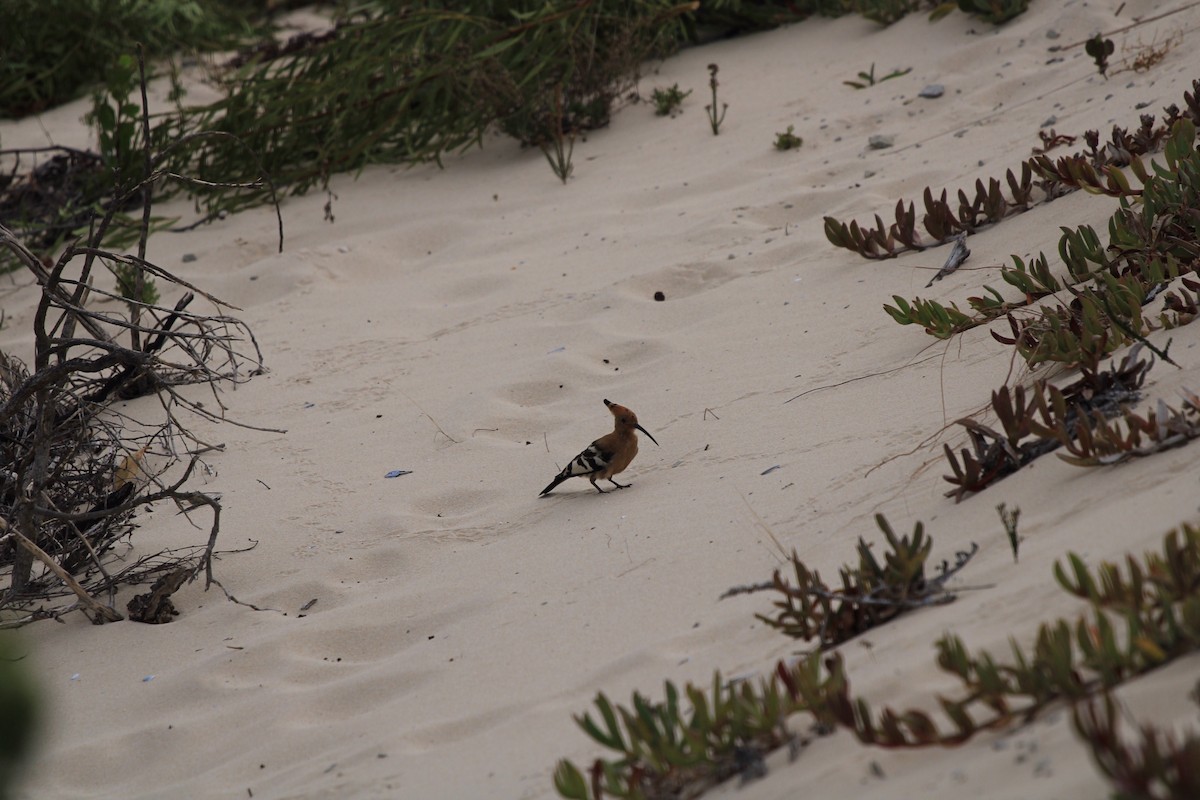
[2,519,123,624]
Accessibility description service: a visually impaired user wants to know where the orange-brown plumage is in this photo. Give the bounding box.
[539,399,659,495]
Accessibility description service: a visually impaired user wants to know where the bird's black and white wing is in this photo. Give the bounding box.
[539,440,614,495]
[563,441,613,478]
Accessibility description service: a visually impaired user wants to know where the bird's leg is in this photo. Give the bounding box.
[590,479,607,494]
[609,478,630,489]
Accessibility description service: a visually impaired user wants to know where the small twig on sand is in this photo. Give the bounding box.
[786,353,941,404]
[405,392,458,443]
[2,519,123,624]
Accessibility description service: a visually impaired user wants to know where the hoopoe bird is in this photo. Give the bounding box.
[540,399,659,496]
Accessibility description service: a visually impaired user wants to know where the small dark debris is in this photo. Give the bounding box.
[127,567,190,624]
[734,745,768,785]
[654,291,665,301]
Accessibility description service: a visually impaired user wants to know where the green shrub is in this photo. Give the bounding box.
[0,0,264,118]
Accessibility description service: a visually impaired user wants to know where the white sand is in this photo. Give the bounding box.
[6,2,1200,798]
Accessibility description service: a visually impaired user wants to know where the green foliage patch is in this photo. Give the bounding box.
[650,84,691,117]
[555,523,1200,798]
[843,63,912,89]
[0,0,265,118]
[773,125,803,150]
[735,514,976,647]
[1074,693,1200,800]
[1,0,1037,263]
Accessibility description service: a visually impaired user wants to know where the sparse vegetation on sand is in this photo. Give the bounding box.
[2,0,1034,252]
[650,84,692,117]
[723,514,976,648]
[860,106,1200,499]
[842,62,912,89]
[15,3,1199,799]
[773,125,803,151]
[555,522,1200,799]
[703,63,729,136]
[788,20,1200,799]
[548,9,1198,799]
[0,56,272,627]
[0,4,1040,623]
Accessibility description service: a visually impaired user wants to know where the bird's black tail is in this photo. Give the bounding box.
[539,472,569,496]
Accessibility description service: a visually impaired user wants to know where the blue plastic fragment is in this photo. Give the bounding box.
[385,469,413,479]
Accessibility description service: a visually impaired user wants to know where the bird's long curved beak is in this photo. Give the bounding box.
[636,424,659,446]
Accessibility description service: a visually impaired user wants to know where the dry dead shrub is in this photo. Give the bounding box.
[0,217,269,627]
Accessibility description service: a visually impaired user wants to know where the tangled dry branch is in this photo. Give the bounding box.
[0,218,269,627]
